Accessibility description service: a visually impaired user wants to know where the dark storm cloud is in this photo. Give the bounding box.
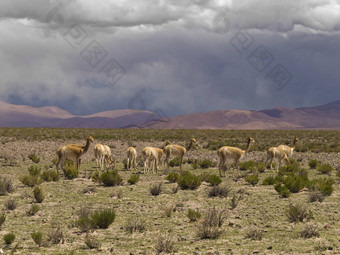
[0,0,339,116]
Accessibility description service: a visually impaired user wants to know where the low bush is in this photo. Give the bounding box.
[155,233,176,255]
[284,174,308,193]
[5,198,17,210]
[286,204,313,223]
[256,162,266,173]
[246,227,263,240]
[127,174,140,185]
[168,157,180,167]
[300,223,319,238]
[3,233,15,244]
[0,177,14,195]
[166,172,179,183]
[31,231,43,247]
[274,183,291,198]
[208,185,231,198]
[63,161,79,180]
[245,174,259,186]
[187,209,201,222]
[278,164,300,175]
[207,174,222,186]
[28,153,40,163]
[0,213,6,229]
[100,170,122,186]
[91,171,101,183]
[41,170,59,182]
[307,178,334,196]
[19,174,41,187]
[308,190,325,203]
[124,216,146,233]
[317,164,333,175]
[91,208,116,229]
[239,160,257,171]
[27,204,40,216]
[47,224,64,244]
[85,234,101,250]
[33,186,45,203]
[150,182,162,196]
[197,207,226,239]
[28,165,41,176]
[177,171,201,190]
[308,159,319,169]
[262,175,277,185]
[198,159,215,169]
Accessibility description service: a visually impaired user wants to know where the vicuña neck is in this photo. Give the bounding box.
[244,140,251,154]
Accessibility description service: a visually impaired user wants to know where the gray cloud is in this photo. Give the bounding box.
[0,0,339,117]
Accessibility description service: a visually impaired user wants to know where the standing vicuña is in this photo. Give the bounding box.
[126,147,137,171]
[94,144,115,171]
[56,136,94,173]
[164,138,197,171]
[278,137,299,157]
[265,147,290,170]
[142,147,164,174]
[217,137,254,177]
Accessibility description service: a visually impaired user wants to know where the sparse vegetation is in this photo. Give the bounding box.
[3,233,15,245]
[197,207,226,239]
[166,171,179,183]
[5,198,17,210]
[300,223,319,238]
[27,204,40,216]
[127,174,140,185]
[155,233,176,255]
[207,174,222,186]
[245,174,259,186]
[31,231,43,247]
[85,234,101,250]
[62,160,79,180]
[91,208,116,229]
[99,170,122,186]
[286,204,313,223]
[308,159,319,169]
[150,182,162,196]
[0,213,6,229]
[317,164,334,175]
[28,152,40,163]
[0,177,14,195]
[33,186,45,203]
[41,170,60,182]
[187,209,201,222]
[124,216,146,234]
[246,226,263,240]
[208,185,231,198]
[177,171,201,190]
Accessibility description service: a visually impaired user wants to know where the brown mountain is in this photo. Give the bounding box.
[0,100,340,129]
[0,101,161,128]
[142,100,340,130]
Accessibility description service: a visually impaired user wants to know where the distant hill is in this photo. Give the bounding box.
[0,100,340,129]
[0,100,161,128]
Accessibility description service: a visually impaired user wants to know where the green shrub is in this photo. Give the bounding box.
[168,157,180,167]
[274,183,291,198]
[198,159,215,169]
[308,178,334,196]
[77,216,94,232]
[150,182,162,196]
[286,204,313,223]
[5,198,17,210]
[33,186,45,203]
[262,176,277,185]
[127,174,140,185]
[0,213,6,229]
[92,171,101,183]
[239,160,257,171]
[166,172,179,183]
[63,162,79,180]
[41,170,60,182]
[27,204,40,216]
[256,162,266,173]
[3,233,15,244]
[284,174,308,193]
[191,162,199,169]
[187,209,201,222]
[19,174,41,187]
[207,174,222,186]
[278,164,300,175]
[317,164,333,175]
[91,208,116,229]
[28,165,41,176]
[31,231,43,246]
[28,153,40,163]
[100,170,122,186]
[308,159,319,169]
[245,175,259,186]
[0,177,14,195]
[177,171,201,190]
[208,185,231,198]
[199,172,211,182]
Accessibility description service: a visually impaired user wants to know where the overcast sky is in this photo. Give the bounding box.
[0,0,340,117]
